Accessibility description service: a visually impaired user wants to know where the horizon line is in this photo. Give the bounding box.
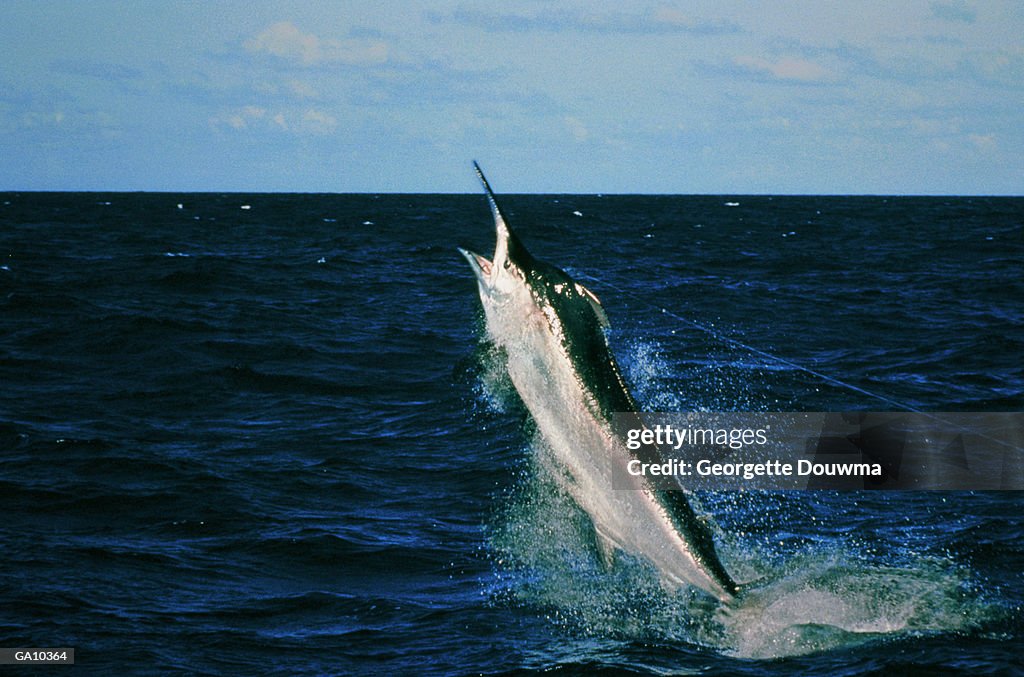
[1,189,1021,199]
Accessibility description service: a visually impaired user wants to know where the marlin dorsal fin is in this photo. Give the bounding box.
[575,282,609,329]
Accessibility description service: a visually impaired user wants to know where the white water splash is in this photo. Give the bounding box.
[488,450,990,658]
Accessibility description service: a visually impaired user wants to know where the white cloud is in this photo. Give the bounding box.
[968,132,996,150]
[300,108,337,134]
[287,79,318,98]
[15,109,119,134]
[211,105,338,135]
[564,116,589,142]
[244,21,387,66]
[433,7,738,35]
[20,110,67,127]
[734,55,831,82]
[212,105,265,130]
[246,22,318,63]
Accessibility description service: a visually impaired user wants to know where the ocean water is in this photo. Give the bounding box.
[1,191,1022,675]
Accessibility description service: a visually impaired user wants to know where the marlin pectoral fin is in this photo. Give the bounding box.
[593,526,617,569]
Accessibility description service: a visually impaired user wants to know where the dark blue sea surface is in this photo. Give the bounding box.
[1,191,1022,674]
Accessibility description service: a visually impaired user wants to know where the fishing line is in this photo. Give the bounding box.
[575,271,923,412]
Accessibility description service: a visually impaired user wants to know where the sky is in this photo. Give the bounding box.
[1,1,1022,194]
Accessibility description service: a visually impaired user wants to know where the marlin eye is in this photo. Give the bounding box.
[503,260,511,269]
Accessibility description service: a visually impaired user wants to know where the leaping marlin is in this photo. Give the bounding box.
[459,162,739,602]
